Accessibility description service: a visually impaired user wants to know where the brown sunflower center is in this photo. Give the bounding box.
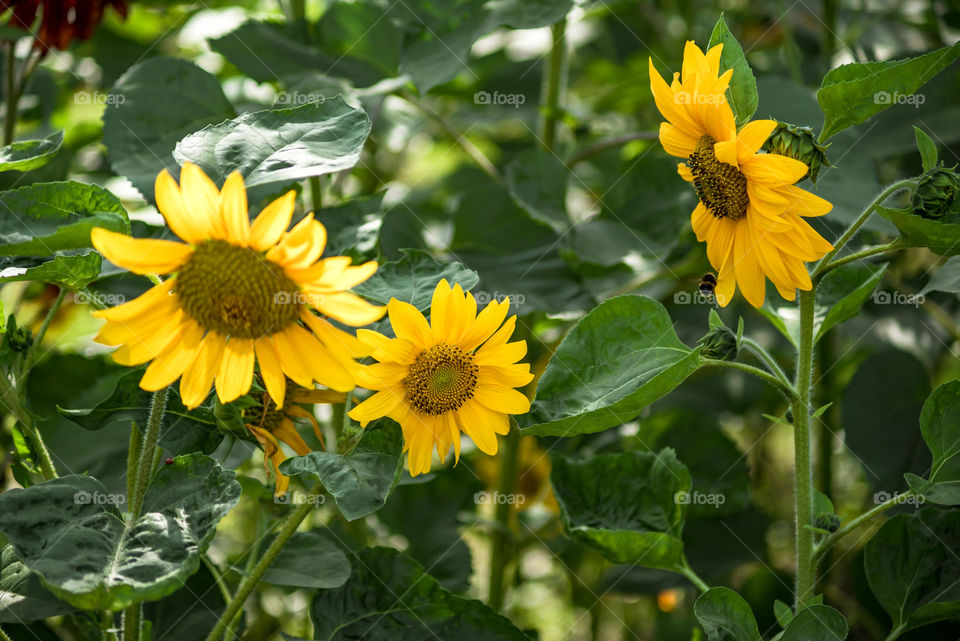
[404,343,479,415]
[688,135,749,220]
[176,240,300,339]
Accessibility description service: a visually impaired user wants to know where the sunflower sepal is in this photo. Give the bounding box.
[762,122,832,183]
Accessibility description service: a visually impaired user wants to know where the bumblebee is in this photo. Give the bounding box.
[698,272,717,296]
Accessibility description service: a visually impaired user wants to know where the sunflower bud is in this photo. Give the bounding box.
[815,512,840,533]
[698,325,738,361]
[2,315,32,354]
[911,165,960,223]
[762,123,832,183]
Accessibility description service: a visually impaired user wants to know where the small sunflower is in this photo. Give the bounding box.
[649,41,834,307]
[347,280,533,476]
[246,382,343,496]
[91,163,385,409]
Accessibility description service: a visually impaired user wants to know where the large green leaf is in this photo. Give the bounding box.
[0,454,240,610]
[505,149,570,233]
[261,531,351,589]
[519,296,701,436]
[142,559,227,641]
[0,546,76,624]
[878,205,960,256]
[310,547,534,640]
[693,587,762,641]
[780,605,848,641]
[0,251,102,290]
[280,420,403,521]
[0,130,63,172]
[353,249,479,312]
[320,193,385,261]
[103,57,235,202]
[174,97,370,199]
[0,181,128,256]
[817,42,960,141]
[865,508,960,634]
[842,350,931,493]
[707,16,758,126]
[550,449,691,571]
[906,381,960,505]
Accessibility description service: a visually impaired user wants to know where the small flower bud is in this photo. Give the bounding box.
[762,122,832,183]
[698,325,739,361]
[911,165,960,223]
[815,513,840,533]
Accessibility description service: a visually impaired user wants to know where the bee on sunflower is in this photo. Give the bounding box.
[91,163,385,409]
[649,41,834,307]
[347,280,533,476]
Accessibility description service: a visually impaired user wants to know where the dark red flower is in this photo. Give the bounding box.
[1,0,127,51]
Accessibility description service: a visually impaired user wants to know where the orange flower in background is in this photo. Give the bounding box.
[650,41,834,307]
[348,280,533,476]
[2,0,128,51]
[91,163,385,409]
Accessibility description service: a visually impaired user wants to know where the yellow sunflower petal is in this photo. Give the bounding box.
[479,363,534,388]
[473,385,531,414]
[155,169,208,243]
[387,299,433,346]
[737,119,778,157]
[782,185,833,217]
[92,228,192,275]
[347,386,405,427]
[454,400,502,455]
[273,418,312,456]
[312,291,386,327]
[459,299,509,352]
[92,278,176,322]
[220,171,250,247]
[254,337,286,408]
[179,162,225,239]
[733,221,766,307]
[108,310,186,366]
[355,362,409,390]
[271,326,319,388]
[659,122,699,158]
[742,153,809,185]
[139,319,205,391]
[250,190,295,252]
[180,331,226,408]
[216,338,255,404]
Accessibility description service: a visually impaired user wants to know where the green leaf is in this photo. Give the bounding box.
[0,130,63,172]
[817,41,960,141]
[920,255,960,295]
[0,181,128,256]
[0,453,240,610]
[904,473,960,506]
[0,251,102,289]
[143,559,227,641]
[914,126,938,171]
[317,3,402,76]
[280,419,403,521]
[694,586,762,641]
[320,193,385,260]
[842,350,931,493]
[310,547,534,640]
[174,97,370,200]
[708,16,758,126]
[261,531,351,589]
[780,604,848,641]
[550,449,691,570]
[505,149,570,233]
[353,249,479,312]
[878,205,960,256]
[773,599,793,629]
[520,296,701,436]
[0,546,76,624]
[906,380,960,504]
[865,508,960,633]
[103,57,234,202]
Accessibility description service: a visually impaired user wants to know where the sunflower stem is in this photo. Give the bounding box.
[818,240,902,275]
[540,19,567,152]
[812,490,915,565]
[679,559,710,593]
[131,387,168,517]
[202,483,319,641]
[488,426,520,612]
[701,358,798,401]
[740,337,792,389]
[4,41,16,145]
[812,179,916,280]
[0,370,58,480]
[792,288,817,608]
[0,625,11,641]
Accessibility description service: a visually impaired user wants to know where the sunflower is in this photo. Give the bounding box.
[347,280,533,476]
[245,382,343,496]
[649,41,834,307]
[91,162,385,409]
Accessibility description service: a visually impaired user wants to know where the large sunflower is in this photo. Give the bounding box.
[649,41,834,307]
[91,163,385,409]
[347,280,533,476]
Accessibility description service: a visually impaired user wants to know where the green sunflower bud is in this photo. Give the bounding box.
[815,512,840,533]
[698,325,739,361]
[911,164,960,223]
[762,122,832,183]
[2,315,32,354]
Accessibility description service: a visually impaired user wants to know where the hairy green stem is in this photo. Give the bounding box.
[131,387,168,517]
[793,288,817,607]
[0,624,12,641]
[309,175,322,212]
[702,358,798,401]
[813,491,916,564]
[33,288,66,348]
[488,427,520,611]
[679,560,710,593]
[818,240,902,275]
[121,604,140,641]
[0,373,57,479]
[812,179,916,280]
[202,487,318,641]
[4,41,16,145]
[540,19,567,152]
[740,337,792,388]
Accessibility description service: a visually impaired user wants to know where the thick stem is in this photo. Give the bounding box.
[131,388,167,516]
[121,605,140,641]
[540,19,566,153]
[793,288,817,607]
[488,427,520,611]
[202,490,317,641]
[309,175,322,213]
[812,180,915,280]
[813,491,916,564]
[702,358,798,401]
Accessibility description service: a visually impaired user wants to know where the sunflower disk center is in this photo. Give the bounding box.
[176,240,300,339]
[688,135,749,220]
[404,343,479,415]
